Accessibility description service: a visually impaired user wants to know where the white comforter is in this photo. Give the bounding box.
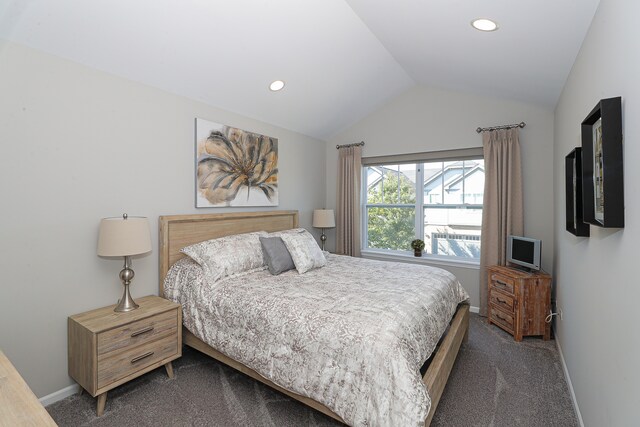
[164,254,468,426]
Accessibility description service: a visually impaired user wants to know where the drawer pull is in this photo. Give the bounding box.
[495,313,508,322]
[130,352,154,364]
[496,297,508,304]
[131,326,154,337]
[495,280,509,289]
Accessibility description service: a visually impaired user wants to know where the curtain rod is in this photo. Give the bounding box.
[476,122,526,133]
[336,141,365,149]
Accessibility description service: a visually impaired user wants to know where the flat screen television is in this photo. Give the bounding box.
[507,235,541,271]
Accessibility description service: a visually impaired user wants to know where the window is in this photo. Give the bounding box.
[363,155,484,261]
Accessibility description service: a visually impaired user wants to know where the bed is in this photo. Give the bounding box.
[158,210,469,426]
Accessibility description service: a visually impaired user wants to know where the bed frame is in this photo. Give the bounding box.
[158,210,469,426]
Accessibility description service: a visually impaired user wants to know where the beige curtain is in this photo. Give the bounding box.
[336,145,362,257]
[479,128,524,316]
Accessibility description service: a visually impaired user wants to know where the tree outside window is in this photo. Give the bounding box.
[366,166,415,251]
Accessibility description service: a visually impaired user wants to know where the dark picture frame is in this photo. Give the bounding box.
[565,148,589,236]
[581,97,624,228]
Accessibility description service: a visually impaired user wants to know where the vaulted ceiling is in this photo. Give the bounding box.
[0,0,600,139]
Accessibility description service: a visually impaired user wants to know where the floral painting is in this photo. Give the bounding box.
[195,118,278,207]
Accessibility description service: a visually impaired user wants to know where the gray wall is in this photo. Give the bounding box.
[553,0,640,425]
[326,85,555,309]
[0,40,326,398]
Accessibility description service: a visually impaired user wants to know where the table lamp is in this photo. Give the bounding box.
[312,209,335,251]
[97,214,152,312]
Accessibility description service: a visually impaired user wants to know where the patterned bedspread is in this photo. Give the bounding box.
[164,254,468,426]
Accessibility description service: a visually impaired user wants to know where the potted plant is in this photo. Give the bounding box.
[411,239,425,257]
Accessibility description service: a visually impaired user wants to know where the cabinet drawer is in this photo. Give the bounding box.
[490,307,514,331]
[490,273,515,295]
[97,332,178,389]
[97,309,177,356]
[489,291,515,312]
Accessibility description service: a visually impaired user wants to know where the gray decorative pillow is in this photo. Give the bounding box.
[181,231,267,282]
[280,229,326,274]
[259,236,295,275]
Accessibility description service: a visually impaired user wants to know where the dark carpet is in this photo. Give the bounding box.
[47,314,577,426]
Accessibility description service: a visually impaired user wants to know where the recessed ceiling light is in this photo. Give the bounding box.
[471,18,499,32]
[269,80,285,91]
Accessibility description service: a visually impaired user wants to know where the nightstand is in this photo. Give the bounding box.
[487,265,551,341]
[0,351,57,426]
[68,295,182,416]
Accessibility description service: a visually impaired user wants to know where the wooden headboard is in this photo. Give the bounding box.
[158,211,298,297]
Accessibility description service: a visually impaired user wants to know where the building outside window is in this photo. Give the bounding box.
[363,155,484,262]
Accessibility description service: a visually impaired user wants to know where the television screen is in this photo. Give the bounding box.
[507,235,541,271]
[512,239,535,264]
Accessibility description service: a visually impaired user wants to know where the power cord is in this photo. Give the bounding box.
[545,312,560,323]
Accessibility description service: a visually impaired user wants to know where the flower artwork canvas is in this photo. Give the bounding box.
[195,118,278,207]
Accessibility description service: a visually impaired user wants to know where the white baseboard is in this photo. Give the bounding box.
[554,330,584,427]
[469,305,480,313]
[39,384,79,407]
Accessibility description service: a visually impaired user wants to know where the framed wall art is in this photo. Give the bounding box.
[565,148,589,236]
[580,96,624,228]
[195,118,278,207]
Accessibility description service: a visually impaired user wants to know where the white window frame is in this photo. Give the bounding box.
[361,149,484,266]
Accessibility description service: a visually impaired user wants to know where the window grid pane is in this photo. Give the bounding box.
[366,206,416,251]
[423,161,444,205]
[380,168,385,202]
[397,168,401,203]
[423,206,482,259]
[462,160,467,204]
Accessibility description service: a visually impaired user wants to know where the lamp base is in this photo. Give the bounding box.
[320,228,327,251]
[114,256,139,312]
[115,283,139,312]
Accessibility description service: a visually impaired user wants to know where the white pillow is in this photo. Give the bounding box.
[181,231,267,282]
[267,228,308,237]
[280,229,326,274]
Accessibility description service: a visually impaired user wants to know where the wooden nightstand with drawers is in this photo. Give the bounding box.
[487,265,551,341]
[68,295,182,416]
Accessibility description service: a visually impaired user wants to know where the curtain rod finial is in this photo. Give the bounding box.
[476,127,482,133]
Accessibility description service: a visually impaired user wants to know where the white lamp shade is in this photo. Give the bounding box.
[97,216,152,257]
[312,209,335,228]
